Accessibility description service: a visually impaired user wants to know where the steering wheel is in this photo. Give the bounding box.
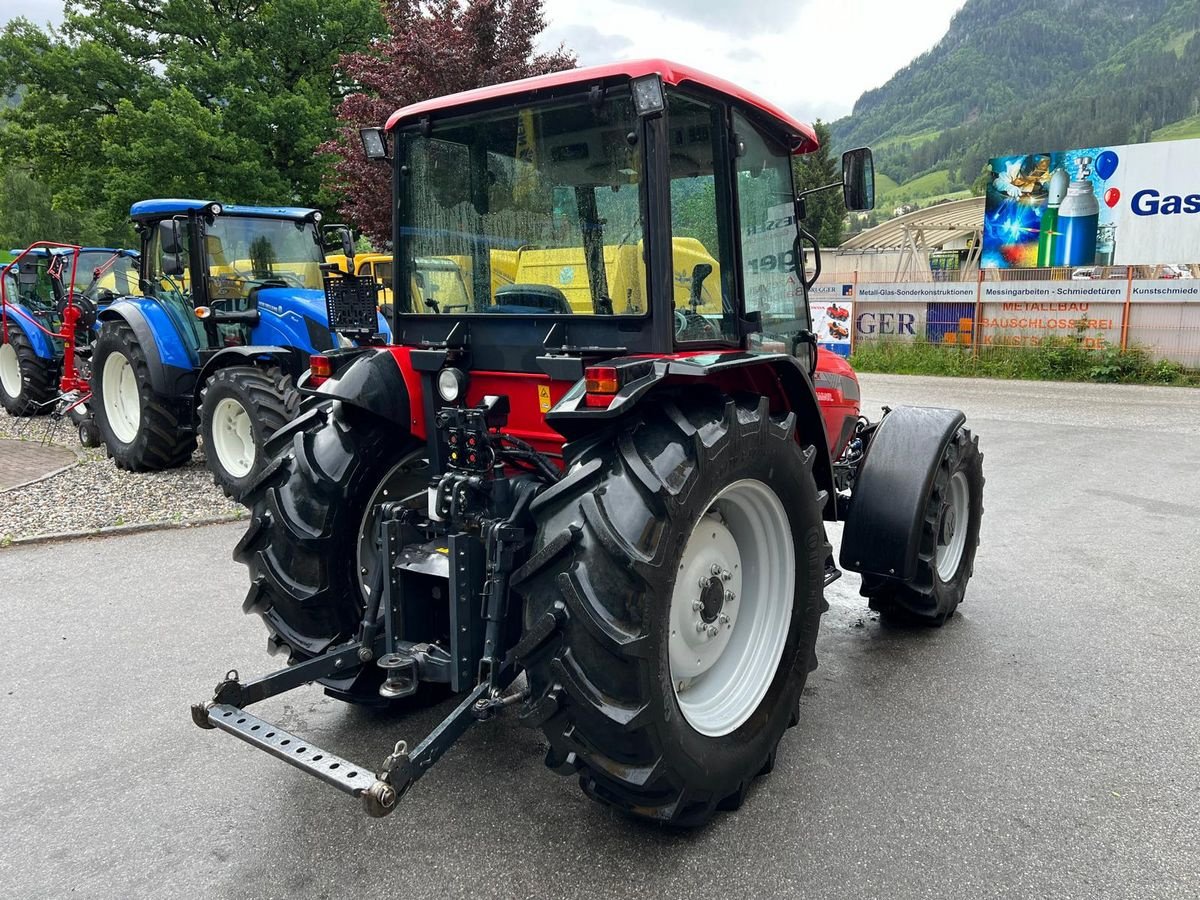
[674,308,719,341]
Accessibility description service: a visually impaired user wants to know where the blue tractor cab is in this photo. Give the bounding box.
[90,199,388,497]
[1,247,139,427]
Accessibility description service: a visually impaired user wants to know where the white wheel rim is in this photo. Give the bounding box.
[102,351,140,443]
[0,342,21,398]
[670,479,795,737]
[936,471,971,581]
[211,396,255,478]
[355,450,431,606]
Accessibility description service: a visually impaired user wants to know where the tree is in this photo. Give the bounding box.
[0,0,385,241]
[0,168,77,249]
[322,0,576,245]
[792,121,846,248]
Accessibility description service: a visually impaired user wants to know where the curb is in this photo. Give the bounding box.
[1,514,244,550]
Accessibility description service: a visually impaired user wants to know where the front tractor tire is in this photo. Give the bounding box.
[91,321,195,470]
[861,426,984,625]
[514,392,829,827]
[0,329,59,416]
[199,365,300,502]
[234,400,430,702]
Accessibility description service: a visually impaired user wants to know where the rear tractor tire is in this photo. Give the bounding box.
[91,321,196,470]
[199,365,300,502]
[234,399,432,704]
[514,392,829,827]
[0,329,59,416]
[861,426,984,625]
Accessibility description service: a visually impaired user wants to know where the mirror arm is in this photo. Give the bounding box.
[797,180,843,202]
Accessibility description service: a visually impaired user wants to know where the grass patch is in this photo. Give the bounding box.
[1152,113,1200,142]
[851,336,1200,386]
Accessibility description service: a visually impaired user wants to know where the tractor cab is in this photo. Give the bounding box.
[363,60,872,378]
[129,200,344,358]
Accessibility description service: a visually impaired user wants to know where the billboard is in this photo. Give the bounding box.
[981,138,1200,268]
[809,283,854,356]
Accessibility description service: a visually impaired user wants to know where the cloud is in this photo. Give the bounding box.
[546,24,633,65]
[540,0,967,123]
[635,0,811,35]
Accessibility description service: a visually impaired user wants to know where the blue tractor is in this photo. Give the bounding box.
[1,246,139,442]
[89,199,387,498]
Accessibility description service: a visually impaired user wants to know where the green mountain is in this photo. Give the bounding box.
[834,0,1200,211]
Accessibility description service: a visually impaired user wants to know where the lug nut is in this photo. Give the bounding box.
[706,624,719,637]
[698,577,709,589]
[718,613,730,626]
[691,600,704,612]
[725,590,736,603]
[710,564,722,576]
[721,569,732,582]
[696,622,707,634]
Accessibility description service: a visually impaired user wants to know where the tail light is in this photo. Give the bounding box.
[309,354,332,386]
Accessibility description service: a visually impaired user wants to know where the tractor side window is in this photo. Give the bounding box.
[146,224,192,303]
[666,93,736,344]
[734,109,809,352]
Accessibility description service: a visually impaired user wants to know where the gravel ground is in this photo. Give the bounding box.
[0,410,242,542]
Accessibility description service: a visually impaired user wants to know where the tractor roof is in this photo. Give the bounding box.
[384,59,819,153]
[129,199,319,222]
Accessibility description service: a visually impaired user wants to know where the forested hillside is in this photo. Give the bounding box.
[834,0,1200,210]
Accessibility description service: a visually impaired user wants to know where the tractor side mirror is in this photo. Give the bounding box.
[161,253,185,277]
[323,225,355,261]
[158,218,185,255]
[841,147,875,212]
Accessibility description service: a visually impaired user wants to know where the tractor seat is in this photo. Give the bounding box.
[488,283,571,314]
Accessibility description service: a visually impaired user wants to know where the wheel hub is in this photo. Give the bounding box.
[935,470,971,581]
[668,479,795,737]
[211,396,255,478]
[102,351,140,443]
[697,573,728,624]
[0,342,21,398]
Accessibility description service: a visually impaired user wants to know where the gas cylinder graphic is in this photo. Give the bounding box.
[1051,157,1099,267]
[1037,168,1069,267]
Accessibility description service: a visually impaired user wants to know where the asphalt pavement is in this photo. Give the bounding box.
[2,374,1198,899]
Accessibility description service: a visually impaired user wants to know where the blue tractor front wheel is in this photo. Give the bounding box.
[91,321,196,470]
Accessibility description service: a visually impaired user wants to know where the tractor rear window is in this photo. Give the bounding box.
[398,93,646,316]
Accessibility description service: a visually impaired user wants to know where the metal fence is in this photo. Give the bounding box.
[813,267,1200,369]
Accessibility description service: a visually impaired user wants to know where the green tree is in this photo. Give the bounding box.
[0,168,78,248]
[0,0,385,240]
[792,121,846,248]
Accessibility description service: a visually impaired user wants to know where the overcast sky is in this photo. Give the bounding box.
[538,0,966,122]
[5,0,58,25]
[5,0,966,121]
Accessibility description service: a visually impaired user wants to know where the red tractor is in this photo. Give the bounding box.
[827,302,850,321]
[193,60,984,826]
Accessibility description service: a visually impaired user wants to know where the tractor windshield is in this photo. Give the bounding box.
[72,251,139,298]
[204,216,324,302]
[396,91,646,316]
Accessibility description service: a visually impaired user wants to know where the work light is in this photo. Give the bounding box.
[359,127,389,161]
[631,75,665,115]
[437,367,467,403]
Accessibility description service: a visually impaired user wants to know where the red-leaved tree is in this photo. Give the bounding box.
[322,0,576,244]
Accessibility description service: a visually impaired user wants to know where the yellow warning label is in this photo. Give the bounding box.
[537,384,552,413]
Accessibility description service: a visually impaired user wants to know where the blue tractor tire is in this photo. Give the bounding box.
[0,328,59,417]
[91,320,196,470]
[199,364,300,501]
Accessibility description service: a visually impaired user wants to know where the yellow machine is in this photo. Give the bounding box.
[329,240,721,317]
